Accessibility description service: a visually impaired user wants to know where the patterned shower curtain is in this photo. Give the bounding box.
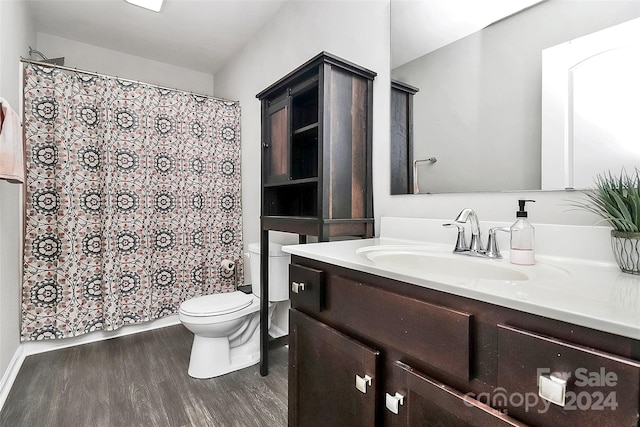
[21,63,243,341]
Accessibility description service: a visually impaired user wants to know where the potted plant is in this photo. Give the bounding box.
[573,168,640,274]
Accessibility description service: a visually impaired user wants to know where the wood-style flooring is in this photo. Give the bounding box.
[0,325,288,427]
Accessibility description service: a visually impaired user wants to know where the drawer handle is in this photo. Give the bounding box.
[538,373,567,407]
[385,392,405,414]
[291,281,306,293]
[355,374,372,394]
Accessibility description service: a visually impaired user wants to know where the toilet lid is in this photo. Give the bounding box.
[180,291,253,317]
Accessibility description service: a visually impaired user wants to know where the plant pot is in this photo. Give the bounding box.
[611,230,640,275]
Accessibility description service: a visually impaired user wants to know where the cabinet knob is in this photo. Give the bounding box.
[355,374,372,394]
[538,373,567,407]
[385,392,405,414]
[291,281,306,293]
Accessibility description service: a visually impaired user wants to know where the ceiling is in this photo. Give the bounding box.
[25,0,546,75]
[26,0,287,74]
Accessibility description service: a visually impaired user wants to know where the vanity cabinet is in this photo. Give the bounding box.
[289,310,523,427]
[497,325,640,426]
[388,361,525,427]
[288,256,640,427]
[289,310,379,427]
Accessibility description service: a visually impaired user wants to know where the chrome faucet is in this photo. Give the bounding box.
[441,223,469,253]
[485,227,510,259]
[455,208,484,254]
[442,209,508,259]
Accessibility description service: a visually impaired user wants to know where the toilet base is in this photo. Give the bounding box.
[187,330,260,379]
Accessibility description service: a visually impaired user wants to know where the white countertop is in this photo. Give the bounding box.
[281,218,640,340]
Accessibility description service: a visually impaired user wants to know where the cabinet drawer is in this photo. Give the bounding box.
[387,361,526,426]
[497,324,640,427]
[329,277,473,380]
[289,263,324,313]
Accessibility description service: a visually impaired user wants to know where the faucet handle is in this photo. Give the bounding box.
[442,223,469,253]
[485,227,511,259]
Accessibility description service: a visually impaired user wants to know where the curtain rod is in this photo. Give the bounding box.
[20,58,238,104]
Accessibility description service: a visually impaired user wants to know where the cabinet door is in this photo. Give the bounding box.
[385,361,527,427]
[497,324,640,427]
[264,97,290,184]
[289,309,379,427]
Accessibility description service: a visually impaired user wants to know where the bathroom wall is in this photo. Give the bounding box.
[213,0,390,337]
[36,33,215,94]
[0,0,35,403]
[214,0,604,248]
[214,0,391,249]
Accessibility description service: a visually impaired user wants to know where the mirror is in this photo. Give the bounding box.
[390,0,640,194]
[541,16,640,190]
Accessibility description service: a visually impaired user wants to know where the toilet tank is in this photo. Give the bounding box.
[248,242,290,302]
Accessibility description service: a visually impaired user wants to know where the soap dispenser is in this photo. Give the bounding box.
[510,199,535,265]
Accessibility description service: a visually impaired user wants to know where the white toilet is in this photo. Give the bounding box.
[178,242,290,378]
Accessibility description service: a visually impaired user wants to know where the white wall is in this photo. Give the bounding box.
[215,0,604,248]
[0,0,35,403]
[36,33,215,95]
[214,0,390,249]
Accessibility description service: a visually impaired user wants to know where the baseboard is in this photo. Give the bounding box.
[21,314,181,356]
[269,324,288,338]
[0,344,26,413]
[0,315,182,412]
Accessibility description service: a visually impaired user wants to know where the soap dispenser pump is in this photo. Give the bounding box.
[510,199,535,265]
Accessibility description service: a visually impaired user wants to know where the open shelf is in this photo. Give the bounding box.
[292,84,319,130]
[263,182,318,217]
[291,125,318,180]
[263,177,318,188]
[293,122,319,135]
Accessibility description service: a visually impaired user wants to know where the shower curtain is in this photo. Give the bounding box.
[21,63,243,341]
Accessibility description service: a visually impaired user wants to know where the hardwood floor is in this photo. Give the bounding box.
[0,325,288,427]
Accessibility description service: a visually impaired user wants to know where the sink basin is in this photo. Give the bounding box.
[356,245,529,282]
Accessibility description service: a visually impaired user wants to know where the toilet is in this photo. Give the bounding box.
[178,242,290,378]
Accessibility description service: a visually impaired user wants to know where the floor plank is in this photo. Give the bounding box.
[0,325,288,427]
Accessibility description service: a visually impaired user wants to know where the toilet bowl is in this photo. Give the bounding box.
[179,242,290,378]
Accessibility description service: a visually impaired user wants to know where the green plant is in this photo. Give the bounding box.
[572,169,640,232]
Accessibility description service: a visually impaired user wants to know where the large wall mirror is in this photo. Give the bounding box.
[390,0,640,194]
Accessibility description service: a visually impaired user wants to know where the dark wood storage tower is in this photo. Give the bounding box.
[390,80,419,195]
[256,52,376,375]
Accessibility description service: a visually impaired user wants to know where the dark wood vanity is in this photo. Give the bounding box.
[287,256,640,426]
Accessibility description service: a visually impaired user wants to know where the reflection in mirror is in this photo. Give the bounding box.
[541,17,640,190]
[390,0,640,194]
[390,80,418,194]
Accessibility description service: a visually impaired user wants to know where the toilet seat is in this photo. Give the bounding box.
[179,291,253,317]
